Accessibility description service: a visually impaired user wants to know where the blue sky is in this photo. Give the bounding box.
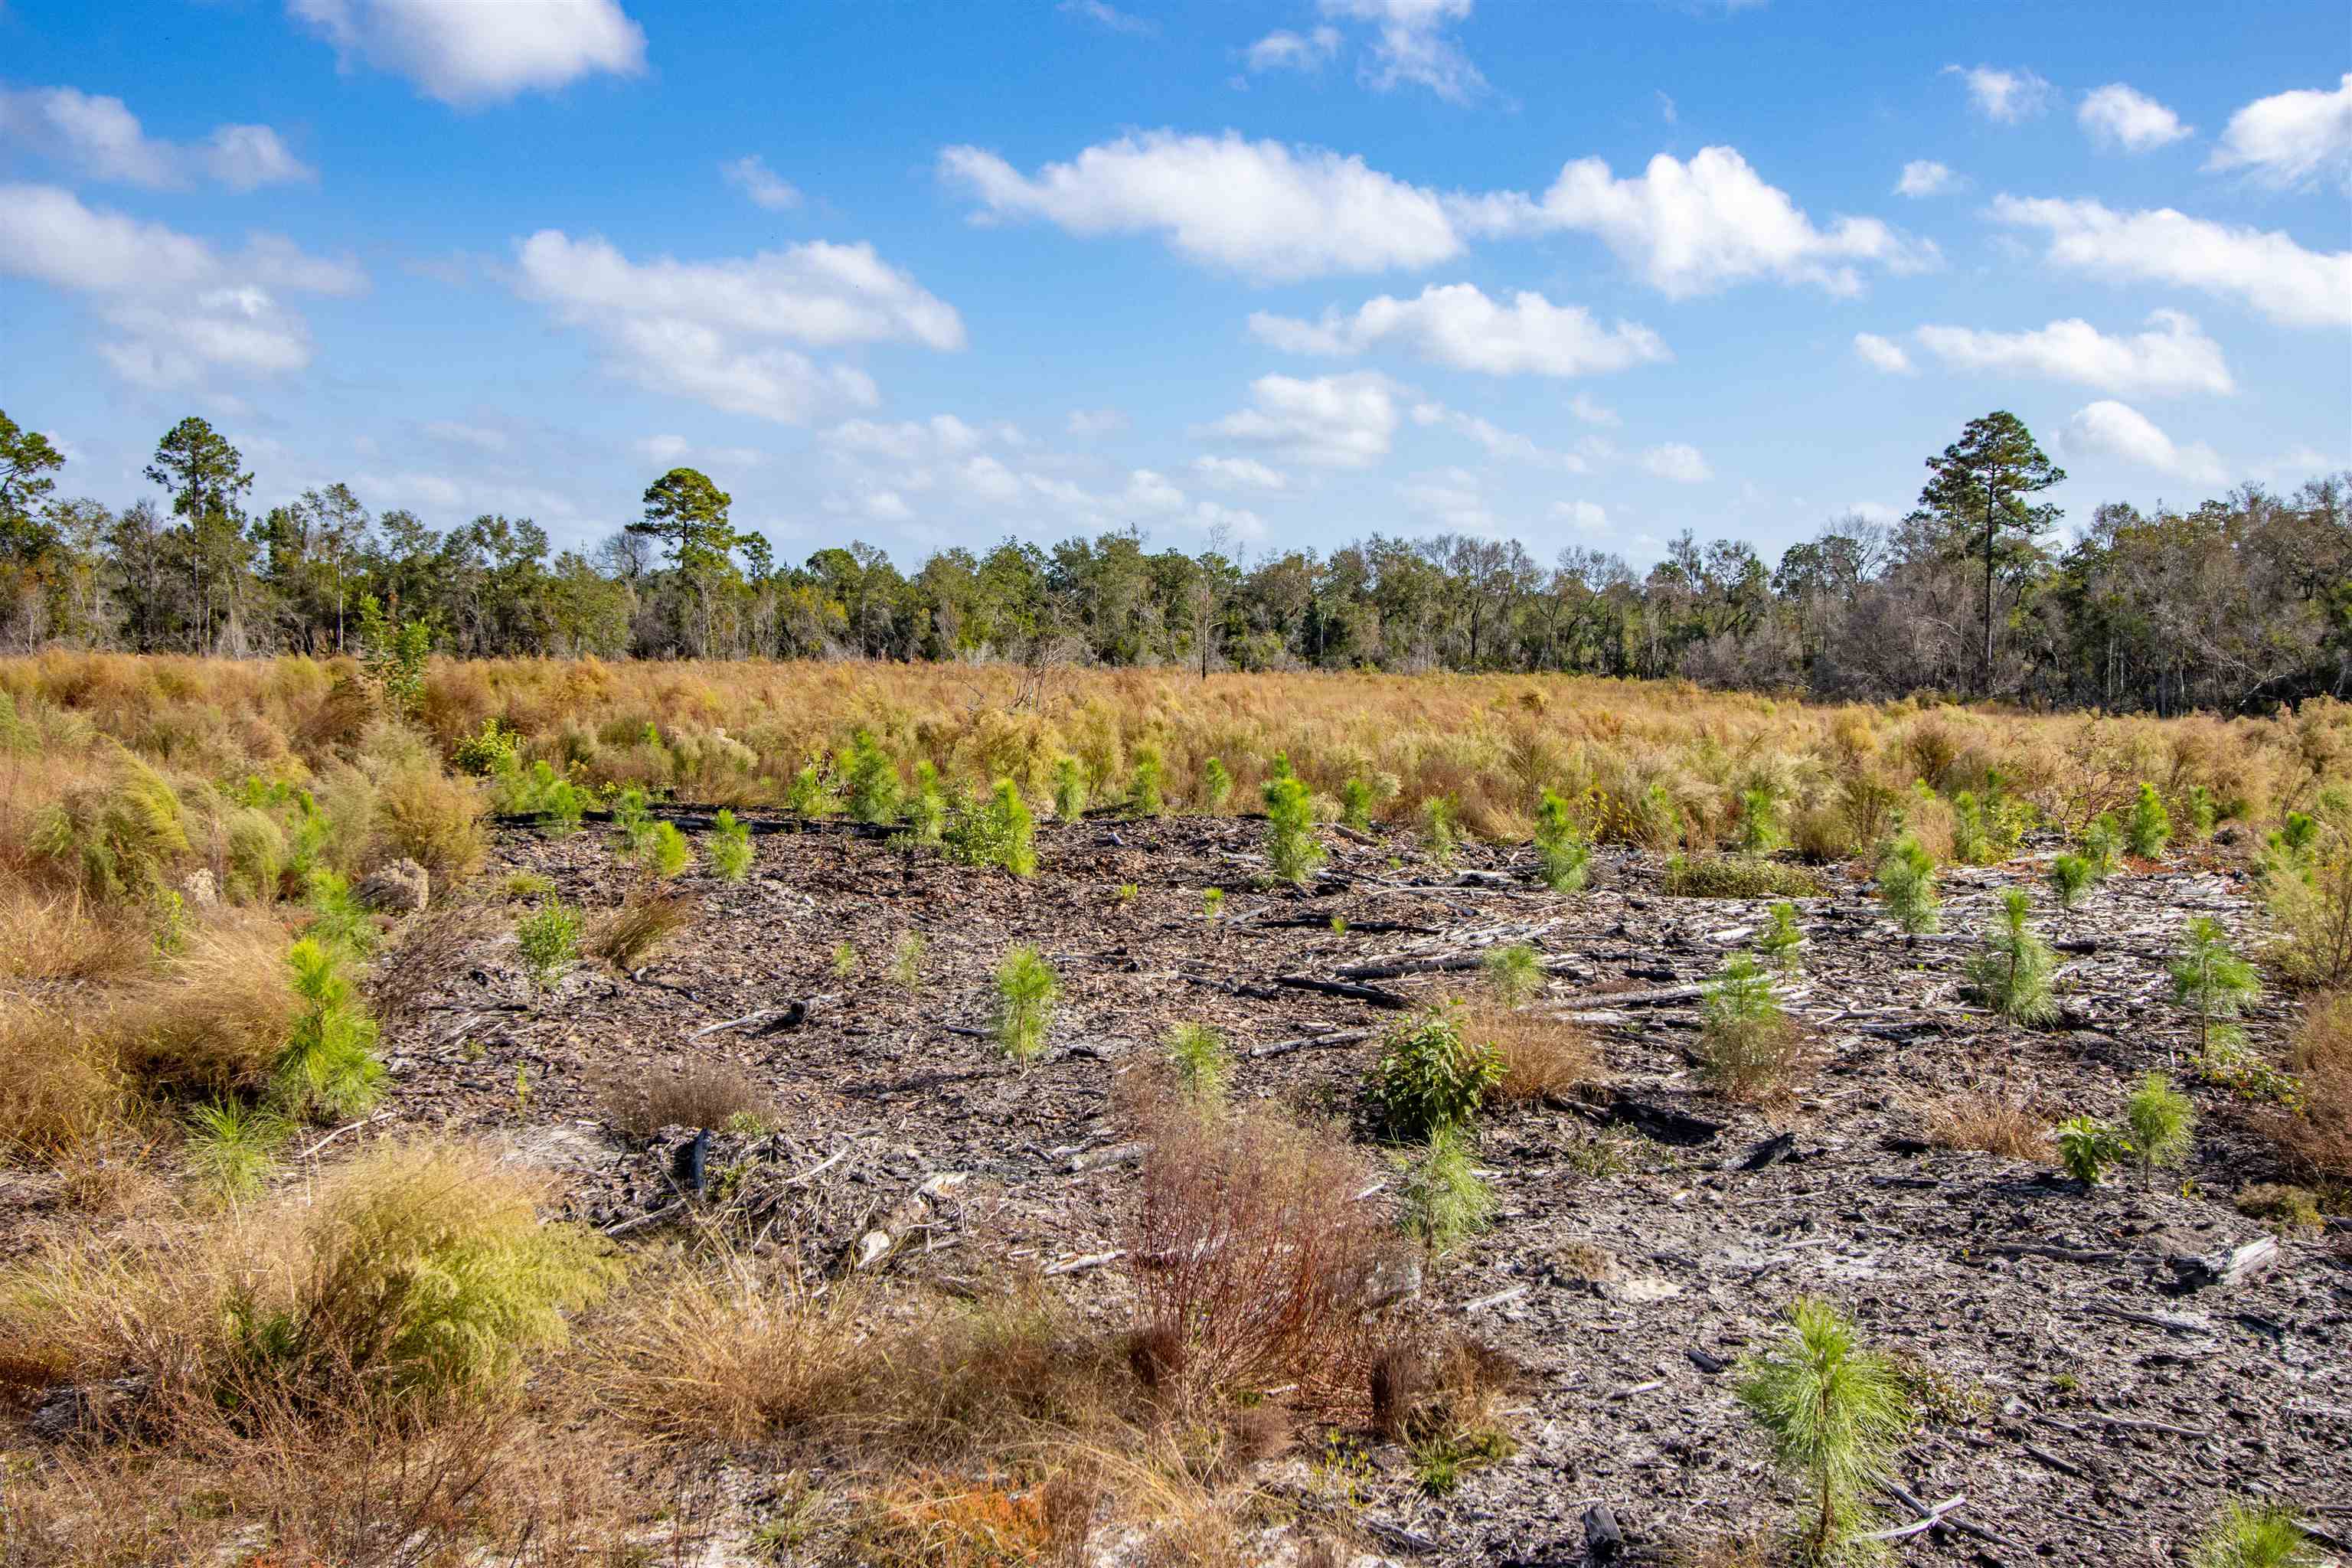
[3,0,2347,570]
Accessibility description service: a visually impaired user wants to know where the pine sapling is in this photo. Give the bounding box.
[1757,900,1804,974]
[2170,916,2261,1064]
[2124,1072,2194,1189]
[1423,795,1459,865]
[186,1100,289,1204]
[906,761,949,844]
[1481,942,1544,1008]
[1263,757,1326,886]
[2126,782,2172,861]
[841,729,903,825]
[993,946,1058,1067]
[1340,776,1375,832]
[1050,756,1088,821]
[1165,1021,1232,1103]
[2048,852,2093,910]
[1201,756,1233,815]
[515,897,584,991]
[2080,813,2123,880]
[644,820,693,880]
[1967,888,2059,1025]
[1701,952,1801,1099]
[2190,1501,2321,1568]
[707,809,753,881]
[1735,1296,1912,1565]
[1400,1126,1495,1253]
[1129,746,1165,817]
[1738,786,1784,855]
[1876,834,1940,933]
[1533,786,1590,893]
[889,931,926,994]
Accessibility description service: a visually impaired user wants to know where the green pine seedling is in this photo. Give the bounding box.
[1423,795,1459,865]
[1263,756,1326,886]
[1701,952,1799,1097]
[276,936,384,1120]
[515,897,584,991]
[890,931,926,994]
[1738,786,1784,855]
[906,761,949,844]
[1967,888,2059,1025]
[2190,1501,2321,1568]
[1165,1021,1232,1103]
[1201,756,1234,814]
[1129,746,1165,817]
[2124,1072,2194,1189]
[1876,835,1940,933]
[1340,776,1375,832]
[1482,942,1544,1008]
[1050,756,1088,821]
[1534,786,1591,893]
[993,946,1058,1067]
[1757,901,1804,974]
[2126,782,2171,861]
[2170,916,2261,1062]
[186,1100,289,1204]
[2048,853,2093,910]
[1735,1296,1912,1566]
[831,941,858,978]
[2080,812,2123,880]
[708,809,754,882]
[1202,886,1226,920]
[1400,1125,1495,1253]
[841,729,903,825]
[642,820,692,879]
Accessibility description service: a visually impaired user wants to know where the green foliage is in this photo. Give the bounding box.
[1263,754,1326,886]
[1700,952,1800,1097]
[1129,746,1165,817]
[1400,1126,1494,1253]
[2191,1040,2307,1108]
[354,593,431,717]
[186,1100,289,1204]
[452,718,521,778]
[992,946,1058,1066]
[1737,786,1784,854]
[1949,791,1993,865]
[2235,1182,2324,1236]
[906,760,949,844]
[2048,852,2094,910]
[1422,794,1459,864]
[2056,1116,2125,1186]
[610,786,654,857]
[1340,776,1375,832]
[1165,1021,1233,1102]
[2184,784,2220,841]
[1735,1296,1912,1566]
[1665,854,1825,900]
[1481,942,1544,1008]
[1201,885,1225,920]
[2171,916,2262,1054]
[515,897,583,992]
[831,941,858,978]
[840,729,902,825]
[1050,755,1088,820]
[642,819,693,879]
[1876,835,1940,933]
[1201,756,1234,814]
[2080,812,2123,879]
[2124,1072,2194,1187]
[32,756,188,902]
[303,867,375,953]
[1966,888,2058,1025]
[889,930,926,994]
[786,761,838,818]
[2189,1501,2320,1568]
[1757,900,1803,973]
[1533,786,1590,893]
[2126,782,2172,860]
[498,760,586,834]
[707,808,754,881]
[946,777,1037,876]
[2259,800,2352,989]
[1369,1008,1501,1141]
[277,937,384,1120]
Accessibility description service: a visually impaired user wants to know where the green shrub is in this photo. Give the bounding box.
[1050,755,1087,820]
[2056,1116,2125,1186]
[1967,889,2059,1025]
[1129,746,1165,817]
[1369,1009,1501,1141]
[1665,854,1824,900]
[2260,800,2352,989]
[186,1100,289,1204]
[498,760,586,834]
[2124,1072,2194,1187]
[1340,776,1375,832]
[1735,1296,1912,1566]
[1877,835,1940,933]
[2184,784,2220,841]
[2048,853,2093,910]
[1533,787,1589,893]
[2127,782,2172,860]
[1166,1021,1232,1102]
[1950,790,1993,865]
[1481,943,1544,1008]
[946,778,1037,876]
[993,946,1058,1066]
[708,808,754,881]
[643,820,693,880]
[1263,756,1325,887]
[1736,786,1784,855]
[841,729,902,825]
[277,937,384,1121]
[1700,953,1801,1099]
[1201,756,1233,814]
[1756,901,1803,974]
[2189,1501,2320,1568]
[32,756,188,902]
[516,897,584,991]
[452,718,521,777]
[1400,1127,1494,1253]
[906,761,949,844]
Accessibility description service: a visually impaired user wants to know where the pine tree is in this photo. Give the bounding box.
[2170,916,2261,1063]
[1910,411,2065,696]
[1736,1297,1912,1564]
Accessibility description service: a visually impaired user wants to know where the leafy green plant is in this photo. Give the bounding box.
[906,761,949,844]
[497,760,585,835]
[1876,835,1940,933]
[1757,900,1803,973]
[831,941,858,978]
[946,778,1037,876]
[992,946,1058,1067]
[841,729,903,825]
[1129,746,1165,817]
[2234,1182,2324,1236]
[1201,756,1233,814]
[1533,786,1590,893]
[2124,1072,2194,1188]
[890,931,926,994]
[2048,852,2093,910]
[2126,782,2172,860]
[2056,1116,2125,1187]
[1166,1021,1232,1102]
[355,593,430,717]
[186,1100,289,1203]
[1700,953,1802,1099]
[1422,795,1459,864]
[515,897,584,992]
[708,808,754,881]
[276,937,384,1120]
[452,718,521,778]
[1481,943,1544,1008]
[2189,1501,2321,1568]
[643,820,693,880]
[1340,776,1375,832]
[1737,786,1784,855]
[786,761,838,818]
[2259,800,2351,988]
[1369,1009,1501,1141]
[1116,882,1139,903]
[2171,916,2262,1057]
[1967,888,2058,1025]
[1400,1127,1494,1253]
[1736,1297,1911,1566]
[1050,755,1087,820]
[1263,754,1326,886]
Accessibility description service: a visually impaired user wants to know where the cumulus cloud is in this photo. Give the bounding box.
[2063,400,2226,484]
[1853,332,1914,374]
[1244,26,1341,71]
[1066,407,1128,437]
[818,415,1009,462]
[1456,146,1929,297]
[1191,455,1292,492]
[0,183,360,389]
[1247,282,1668,377]
[1552,499,1608,531]
[1894,159,1952,198]
[1400,466,1496,532]
[289,0,646,106]
[2207,74,2352,189]
[939,129,1462,281]
[1947,64,2052,123]
[0,86,312,188]
[512,230,964,423]
[1640,442,1711,482]
[1320,0,1483,102]
[1201,371,1400,467]
[1991,194,2352,328]
[721,155,801,211]
[2078,83,2192,152]
[1913,310,2232,396]
[1409,403,1585,470]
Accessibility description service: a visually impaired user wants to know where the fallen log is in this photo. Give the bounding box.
[1271,974,1414,1010]
[1246,1026,1377,1060]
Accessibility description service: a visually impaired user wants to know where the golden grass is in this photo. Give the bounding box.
[1463,1007,1601,1104]
[2278,991,2352,1180]
[1919,1085,2054,1160]
[107,920,299,1100]
[0,1004,123,1162]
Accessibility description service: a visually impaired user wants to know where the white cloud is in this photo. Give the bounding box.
[354,469,583,521]
[2207,74,2352,189]
[0,86,312,189]
[1191,500,1266,539]
[1319,0,1483,103]
[1894,159,1952,198]
[0,183,358,389]
[1569,392,1619,426]
[819,415,1006,462]
[1248,282,1668,377]
[1657,91,1677,126]
[939,129,1462,281]
[1202,371,1400,468]
[635,434,769,470]
[1852,332,1914,374]
[2078,84,2191,152]
[721,155,801,211]
[1066,407,1128,436]
[289,0,646,106]
[1640,442,1711,482]
[1991,195,2352,328]
[1551,499,1608,531]
[2063,400,2226,484]
[1948,64,2053,124]
[1400,466,1496,532]
[1913,309,2232,396]
[1457,145,1928,298]
[1410,402,1585,470]
[425,419,510,452]
[1060,0,1155,33]
[1122,468,1187,514]
[1244,25,1341,71]
[1191,455,1292,492]
[512,230,963,423]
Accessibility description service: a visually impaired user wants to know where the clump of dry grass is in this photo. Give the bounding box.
[1461,1006,1600,1104]
[1919,1084,2054,1160]
[2275,990,2352,1180]
[106,921,299,1099]
[587,886,695,970]
[0,1004,123,1161]
[595,1059,775,1137]
[0,882,152,983]
[367,900,501,1031]
[370,755,486,887]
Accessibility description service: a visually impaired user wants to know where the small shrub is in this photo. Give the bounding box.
[1735,1296,1911,1566]
[2056,1115,2125,1186]
[2234,1183,2324,1235]
[946,778,1037,877]
[2126,782,2172,860]
[642,820,693,880]
[452,718,521,777]
[1129,746,1165,817]
[1481,943,1544,1008]
[2262,802,2352,989]
[708,809,754,881]
[1467,1008,1599,1104]
[1050,755,1087,820]
[1340,776,1375,832]
[1664,855,1824,900]
[994,946,1058,1066]
[1400,1128,1494,1253]
[1369,1009,1501,1141]
[1201,885,1226,920]
[1736,786,1783,855]
[2124,1072,2194,1187]
[1756,900,1803,973]
[2172,916,2262,1055]
[2190,1501,2321,1568]
[2048,852,2094,910]
[1877,835,1940,933]
[278,937,385,1121]
[1967,888,2059,1025]
[1166,1022,1232,1102]
[185,1100,288,1203]
[514,897,584,991]
[1700,953,1802,1099]
[1532,787,1589,893]
[1201,756,1233,814]
[1422,795,1459,864]
[890,931,926,994]
[588,887,694,970]
[786,762,838,817]
[1263,754,1325,886]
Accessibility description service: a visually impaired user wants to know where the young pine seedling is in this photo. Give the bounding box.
[1967,888,2059,1025]
[1340,775,1375,832]
[1737,785,1784,855]
[2080,812,2123,880]
[1165,1021,1232,1103]
[2188,1501,2321,1568]
[1533,786,1590,893]
[906,761,949,844]
[1201,886,1226,920]
[993,946,1058,1067]
[1700,952,1801,1099]
[1263,755,1326,886]
[2125,1072,2194,1189]
[890,931,926,995]
[1116,881,1139,904]
[1050,756,1088,821]
[1756,900,1803,974]
[2048,852,2094,910]
[1481,942,1545,1008]
[831,941,858,979]
[2170,916,2261,1066]
[2126,782,2172,861]
[1735,1296,1912,1566]
[1201,756,1234,815]
[1423,795,1460,866]
[1876,835,1940,933]
[644,820,693,880]
[1400,1125,1495,1253]
[1129,746,1165,818]
[515,897,584,992]
[185,1100,288,1204]
[707,809,754,882]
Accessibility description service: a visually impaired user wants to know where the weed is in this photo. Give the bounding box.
[32,756,188,901]
[1757,900,1803,973]
[1533,786,1590,893]
[708,809,754,881]
[2261,800,2352,988]
[1116,881,1139,903]
[2276,990,2351,1178]
[599,1060,775,1137]
[1876,835,1940,933]
[2127,782,2172,860]
[1919,1086,2050,1159]
[1166,1022,1232,1102]
[501,870,556,899]
[1665,855,1825,900]
[1700,954,1801,1100]
[946,778,1037,877]
[2172,916,2262,1058]
[1370,1009,1501,1141]
[1735,1296,1911,1566]
[1201,756,1233,814]
[515,897,584,991]
[452,717,521,776]
[831,941,858,979]
[786,762,838,817]
[185,1100,289,1203]
[1340,776,1375,832]
[1890,1354,1991,1426]
[1481,942,1544,1008]
[1263,753,1326,886]
[2048,853,2093,910]
[2056,1116,2125,1186]
[1967,889,2059,1025]
[2235,1183,2324,1235]
[993,946,1058,1066]
[588,887,694,970]
[513,1063,532,1118]
[1400,1128,1494,1253]
[2124,1073,2194,1187]
[890,931,926,995]
[2189,1501,2321,1568]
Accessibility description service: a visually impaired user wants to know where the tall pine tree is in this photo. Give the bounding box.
[1912,411,2065,694]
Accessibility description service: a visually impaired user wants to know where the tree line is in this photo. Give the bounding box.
[2,407,2345,714]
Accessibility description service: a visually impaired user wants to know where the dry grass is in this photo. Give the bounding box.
[2276,990,2352,1180]
[596,1059,776,1137]
[1919,1084,2056,1160]
[0,1004,122,1161]
[1462,1006,1601,1103]
[0,882,152,983]
[371,756,487,887]
[106,920,299,1099]
[587,885,696,970]
[367,900,500,1031]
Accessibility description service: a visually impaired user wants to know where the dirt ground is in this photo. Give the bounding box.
[387,811,2351,1567]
